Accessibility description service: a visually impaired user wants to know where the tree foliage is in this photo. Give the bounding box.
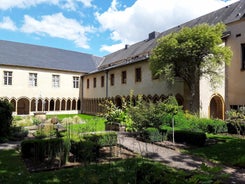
[0,100,14,139]
[150,23,232,113]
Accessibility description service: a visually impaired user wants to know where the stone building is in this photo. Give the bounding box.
[0,0,244,119]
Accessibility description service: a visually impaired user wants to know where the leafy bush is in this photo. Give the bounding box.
[0,100,14,139]
[141,127,163,142]
[9,126,28,141]
[161,111,227,134]
[167,130,207,146]
[226,109,245,135]
[128,96,182,132]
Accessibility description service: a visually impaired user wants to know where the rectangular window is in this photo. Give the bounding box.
[73,76,79,88]
[101,76,104,87]
[87,78,90,89]
[242,44,245,70]
[52,75,60,88]
[93,77,97,88]
[135,67,142,82]
[4,71,12,85]
[110,74,115,86]
[29,73,37,86]
[121,71,127,84]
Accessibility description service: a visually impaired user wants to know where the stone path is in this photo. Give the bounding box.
[118,132,245,184]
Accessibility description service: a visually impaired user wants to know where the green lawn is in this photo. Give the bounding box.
[184,134,245,167]
[0,150,228,184]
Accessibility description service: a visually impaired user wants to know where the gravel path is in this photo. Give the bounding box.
[118,132,245,184]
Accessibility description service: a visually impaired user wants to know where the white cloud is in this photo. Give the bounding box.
[21,13,93,49]
[0,0,59,10]
[0,0,93,10]
[100,42,125,53]
[96,0,239,53]
[60,0,93,11]
[0,17,17,31]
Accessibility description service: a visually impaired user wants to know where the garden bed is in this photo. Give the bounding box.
[23,145,136,172]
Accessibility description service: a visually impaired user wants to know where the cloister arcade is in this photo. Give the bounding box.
[1,97,81,115]
[82,94,184,115]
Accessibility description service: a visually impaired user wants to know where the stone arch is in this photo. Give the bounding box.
[44,99,49,111]
[115,95,122,108]
[77,99,81,110]
[153,94,160,103]
[37,99,43,111]
[209,94,224,120]
[67,99,71,110]
[31,99,36,112]
[72,99,76,110]
[50,99,55,111]
[17,97,30,115]
[10,98,17,112]
[175,94,184,106]
[55,99,60,111]
[61,99,66,110]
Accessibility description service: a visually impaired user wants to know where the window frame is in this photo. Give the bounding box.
[29,73,37,87]
[121,71,127,84]
[101,75,104,87]
[73,76,79,88]
[110,73,115,86]
[135,67,142,82]
[93,77,97,88]
[87,78,90,89]
[4,71,13,85]
[52,74,60,88]
[242,43,245,70]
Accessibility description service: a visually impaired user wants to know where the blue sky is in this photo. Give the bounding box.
[0,0,238,56]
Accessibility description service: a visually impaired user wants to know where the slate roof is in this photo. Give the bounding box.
[0,40,102,73]
[99,0,245,70]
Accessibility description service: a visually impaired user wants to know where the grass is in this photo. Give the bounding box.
[184,134,245,167]
[0,150,228,184]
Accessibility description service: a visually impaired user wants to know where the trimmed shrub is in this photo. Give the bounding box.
[70,132,117,163]
[70,139,99,163]
[167,130,207,146]
[21,138,67,164]
[141,127,163,142]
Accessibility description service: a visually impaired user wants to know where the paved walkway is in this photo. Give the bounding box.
[118,132,245,184]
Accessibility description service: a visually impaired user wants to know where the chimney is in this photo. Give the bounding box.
[148,31,160,40]
[125,44,130,49]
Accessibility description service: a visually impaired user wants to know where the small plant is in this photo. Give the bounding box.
[226,109,245,135]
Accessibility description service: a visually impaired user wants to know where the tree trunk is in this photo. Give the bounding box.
[189,78,200,114]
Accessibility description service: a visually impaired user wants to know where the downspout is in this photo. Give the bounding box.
[105,70,109,98]
[80,75,84,113]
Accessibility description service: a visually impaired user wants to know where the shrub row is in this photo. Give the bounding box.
[140,127,206,146]
[21,138,68,164]
[141,127,163,142]
[70,132,117,162]
[162,113,227,134]
[21,132,117,164]
[167,130,207,146]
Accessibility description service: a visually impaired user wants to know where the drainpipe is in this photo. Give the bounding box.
[106,70,109,98]
[80,75,84,113]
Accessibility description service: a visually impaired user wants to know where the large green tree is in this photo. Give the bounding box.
[150,23,232,113]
